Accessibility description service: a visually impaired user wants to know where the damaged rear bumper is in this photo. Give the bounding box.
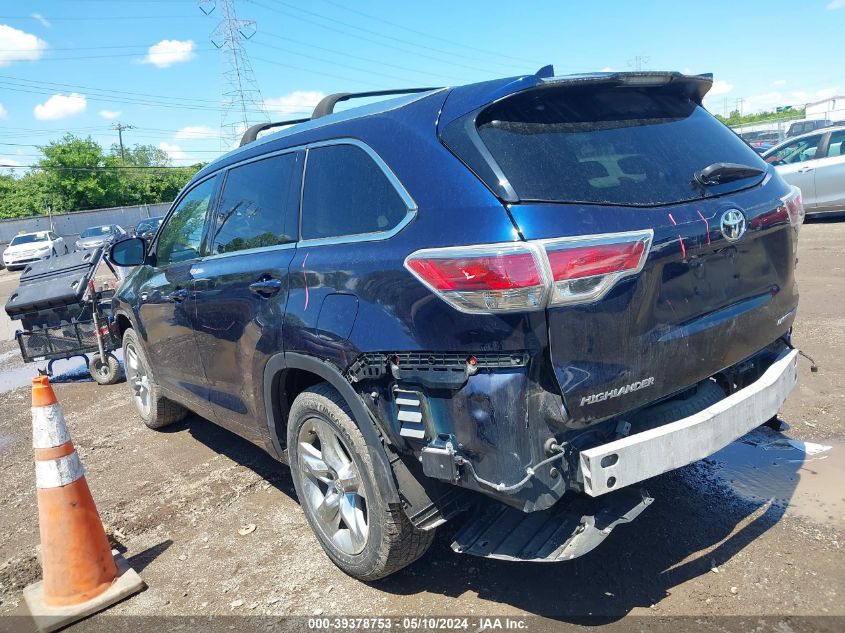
[579,348,799,497]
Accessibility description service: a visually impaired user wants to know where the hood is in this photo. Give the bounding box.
[78,236,108,246]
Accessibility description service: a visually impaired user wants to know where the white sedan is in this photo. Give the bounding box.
[762,125,845,216]
[2,231,68,271]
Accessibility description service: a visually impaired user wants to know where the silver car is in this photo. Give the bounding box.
[762,125,845,216]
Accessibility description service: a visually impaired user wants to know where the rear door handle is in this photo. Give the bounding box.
[798,165,814,173]
[249,278,282,298]
[168,288,189,303]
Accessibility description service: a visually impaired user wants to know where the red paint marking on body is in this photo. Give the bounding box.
[696,209,711,245]
[667,213,687,260]
[302,253,310,310]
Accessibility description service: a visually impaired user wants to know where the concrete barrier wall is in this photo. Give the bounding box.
[0,202,172,245]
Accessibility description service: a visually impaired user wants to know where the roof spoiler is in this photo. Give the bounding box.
[239,87,442,147]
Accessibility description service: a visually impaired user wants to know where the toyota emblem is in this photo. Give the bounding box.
[720,209,746,242]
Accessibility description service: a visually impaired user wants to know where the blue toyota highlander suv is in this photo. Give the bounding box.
[110,68,803,580]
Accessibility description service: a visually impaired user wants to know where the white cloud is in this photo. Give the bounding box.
[158,141,187,161]
[0,103,7,119]
[708,79,733,97]
[599,66,614,72]
[141,39,195,68]
[772,79,787,87]
[31,13,51,29]
[0,24,47,66]
[174,125,218,139]
[99,109,121,120]
[814,86,840,100]
[264,90,325,115]
[827,0,845,9]
[33,93,87,120]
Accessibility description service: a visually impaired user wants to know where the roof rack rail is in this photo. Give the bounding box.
[238,87,441,146]
[239,118,311,147]
[311,87,441,119]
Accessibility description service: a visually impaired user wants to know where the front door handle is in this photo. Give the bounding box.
[249,277,282,298]
[798,165,814,173]
[168,288,189,303]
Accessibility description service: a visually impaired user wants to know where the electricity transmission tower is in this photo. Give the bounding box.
[628,55,650,71]
[199,0,269,148]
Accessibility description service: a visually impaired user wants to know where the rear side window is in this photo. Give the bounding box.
[212,153,299,254]
[301,144,407,240]
[765,135,822,165]
[826,130,845,157]
[451,86,768,206]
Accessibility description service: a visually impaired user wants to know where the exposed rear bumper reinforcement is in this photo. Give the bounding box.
[451,487,652,562]
[579,348,799,497]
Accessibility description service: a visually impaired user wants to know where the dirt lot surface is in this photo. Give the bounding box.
[0,222,843,631]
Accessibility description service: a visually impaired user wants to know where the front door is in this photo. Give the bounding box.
[137,175,218,417]
[192,152,301,442]
[766,133,823,208]
[813,129,845,212]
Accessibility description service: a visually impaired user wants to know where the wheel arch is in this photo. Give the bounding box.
[263,352,400,504]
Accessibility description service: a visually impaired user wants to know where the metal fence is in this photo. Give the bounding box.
[0,202,171,246]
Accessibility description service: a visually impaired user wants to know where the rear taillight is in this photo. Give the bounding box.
[404,244,548,313]
[544,232,652,305]
[782,186,805,232]
[405,230,653,313]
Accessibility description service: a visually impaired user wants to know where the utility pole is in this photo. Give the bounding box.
[199,0,269,148]
[112,122,134,163]
[628,55,650,71]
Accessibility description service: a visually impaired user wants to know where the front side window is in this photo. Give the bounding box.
[211,153,298,255]
[765,135,822,165]
[156,177,216,266]
[301,144,408,240]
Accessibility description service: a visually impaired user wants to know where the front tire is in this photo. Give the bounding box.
[287,383,434,580]
[122,328,187,429]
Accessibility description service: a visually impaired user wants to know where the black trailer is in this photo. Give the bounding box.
[4,247,122,385]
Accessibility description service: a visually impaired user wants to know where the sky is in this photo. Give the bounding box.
[1,0,844,171]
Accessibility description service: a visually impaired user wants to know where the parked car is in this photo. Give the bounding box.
[762,125,845,215]
[109,69,803,580]
[2,231,67,271]
[75,224,126,251]
[133,216,164,241]
[785,119,831,138]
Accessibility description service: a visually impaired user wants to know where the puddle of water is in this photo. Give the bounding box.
[0,356,93,394]
[709,428,844,525]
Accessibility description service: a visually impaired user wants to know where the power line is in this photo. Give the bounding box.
[246,0,523,77]
[1,164,202,171]
[316,0,543,67]
[112,122,135,163]
[0,15,199,20]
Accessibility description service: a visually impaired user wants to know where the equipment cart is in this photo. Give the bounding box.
[4,246,122,385]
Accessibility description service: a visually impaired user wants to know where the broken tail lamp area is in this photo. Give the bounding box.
[404,230,654,314]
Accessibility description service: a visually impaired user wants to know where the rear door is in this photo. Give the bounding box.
[191,151,301,442]
[137,175,218,417]
[812,129,845,211]
[444,80,800,424]
[765,134,822,207]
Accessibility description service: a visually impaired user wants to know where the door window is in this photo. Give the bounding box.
[825,131,845,157]
[211,153,298,254]
[766,135,822,165]
[156,177,216,266]
[301,143,408,240]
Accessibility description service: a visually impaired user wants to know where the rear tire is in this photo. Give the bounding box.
[89,352,121,385]
[287,383,434,580]
[122,328,187,429]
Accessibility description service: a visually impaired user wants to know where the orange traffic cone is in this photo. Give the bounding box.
[23,376,145,632]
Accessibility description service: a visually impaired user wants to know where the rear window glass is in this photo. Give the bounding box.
[470,86,767,206]
[81,226,111,238]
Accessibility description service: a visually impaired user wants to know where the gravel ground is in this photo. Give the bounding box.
[0,221,842,630]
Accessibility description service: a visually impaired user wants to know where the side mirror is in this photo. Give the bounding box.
[110,237,146,267]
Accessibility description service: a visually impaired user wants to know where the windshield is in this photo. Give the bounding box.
[467,86,767,206]
[10,233,49,245]
[137,218,162,231]
[80,226,112,238]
